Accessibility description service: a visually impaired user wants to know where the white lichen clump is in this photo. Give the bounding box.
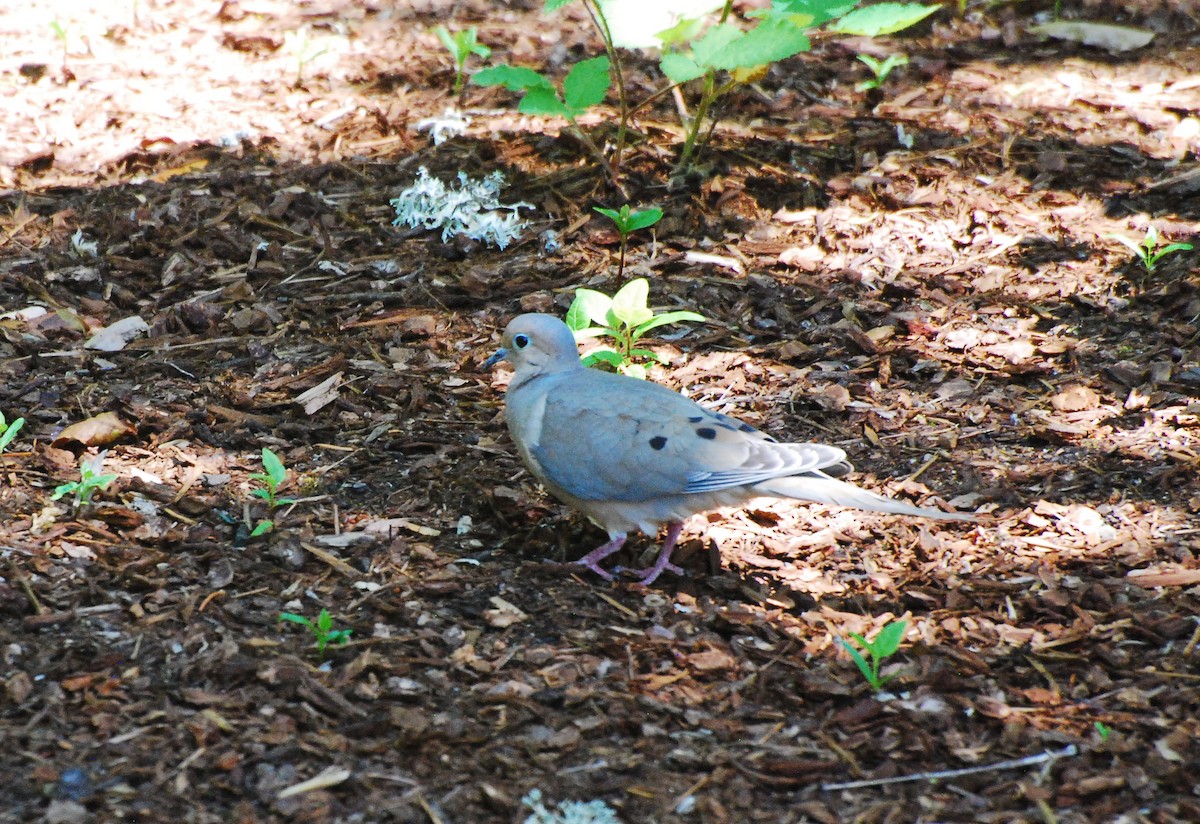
[522,789,621,824]
[390,167,530,250]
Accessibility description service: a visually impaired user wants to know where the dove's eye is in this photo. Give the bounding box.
[513,334,530,349]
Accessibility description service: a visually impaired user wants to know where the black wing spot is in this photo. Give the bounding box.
[696,427,717,440]
[688,416,704,423]
[764,436,778,443]
[649,435,668,451]
[739,423,756,433]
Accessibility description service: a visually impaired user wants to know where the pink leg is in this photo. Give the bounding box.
[617,522,686,586]
[572,533,627,580]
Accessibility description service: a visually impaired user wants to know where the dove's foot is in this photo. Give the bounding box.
[613,521,685,586]
[572,534,627,581]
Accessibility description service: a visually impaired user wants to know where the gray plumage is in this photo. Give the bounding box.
[486,313,972,585]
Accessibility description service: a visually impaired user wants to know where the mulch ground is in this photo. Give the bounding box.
[2,1,1199,822]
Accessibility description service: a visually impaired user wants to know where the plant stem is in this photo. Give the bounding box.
[582,0,627,175]
[566,116,628,199]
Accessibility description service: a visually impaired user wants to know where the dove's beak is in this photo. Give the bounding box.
[483,347,508,369]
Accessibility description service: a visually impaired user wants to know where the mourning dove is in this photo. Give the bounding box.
[485,314,973,585]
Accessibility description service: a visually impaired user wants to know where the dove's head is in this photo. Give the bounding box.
[484,314,583,376]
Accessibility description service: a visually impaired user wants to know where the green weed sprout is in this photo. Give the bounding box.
[287,26,331,86]
[0,412,25,456]
[1094,721,1112,741]
[566,278,704,379]
[52,452,117,508]
[279,608,353,656]
[855,53,908,92]
[839,619,908,692]
[435,25,490,95]
[593,204,662,279]
[1108,225,1194,273]
[50,20,68,64]
[250,447,297,510]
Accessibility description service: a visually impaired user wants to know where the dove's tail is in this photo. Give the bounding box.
[753,474,974,521]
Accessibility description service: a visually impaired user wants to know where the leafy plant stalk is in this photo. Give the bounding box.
[1108,225,1193,273]
[593,204,662,278]
[52,452,117,508]
[279,608,352,656]
[565,278,704,379]
[839,619,908,692]
[250,447,297,510]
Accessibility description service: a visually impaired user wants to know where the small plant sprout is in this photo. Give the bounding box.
[434,25,491,96]
[473,56,620,188]
[1094,721,1112,740]
[287,26,331,86]
[279,608,353,656]
[250,447,297,510]
[0,412,25,456]
[594,204,662,279]
[855,53,908,92]
[52,452,118,508]
[840,619,908,692]
[249,519,274,538]
[1108,225,1194,273]
[50,20,69,65]
[565,278,704,380]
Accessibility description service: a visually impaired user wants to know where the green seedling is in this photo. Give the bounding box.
[50,20,69,64]
[565,278,704,379]
[435,25,491,95]
[250,447,297,509]
[473,56,619,185]
[1094,721,1112,740]
[1108,225,1193,273]
[593,204,662,278]
[52,452,117,508]
[250,519,274,538]
[0,412,25,456]
[279,608,353,656]
[839,618,908,692]
[855,52,908,92]
[287,26,331,86]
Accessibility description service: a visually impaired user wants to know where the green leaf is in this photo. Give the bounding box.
[518,86,570,117]
[571,289,615,327]
[250,487,271,500]
[572,327,613,341]
[562,55,610,113]
[1155,242,1193,255]
[873,620,908,658]
[434,25,459,59]
[762,0,858,28]
[0,416,23,451]
[857,54,883,73]
[620,363,648,380]
[660,52,705,84]
[544,0,576,11]
[317,608,332,633]
[250,520,274,537]
[279,612,312,627]
[469,42,491,59]
[472,64,553,91]
[262,448,287,485]
[688,23,745,69]
[632,310,705,337]
[51,482,78,501]
[839,638,877,686]
[610,279,654,327]
[581,349,625,369]
[704,18,811,71]
[593,205,625,228]
[827,3,939,36]
[624,207,663,232]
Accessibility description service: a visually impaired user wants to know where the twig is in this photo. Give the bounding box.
[820,745,1078,791]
